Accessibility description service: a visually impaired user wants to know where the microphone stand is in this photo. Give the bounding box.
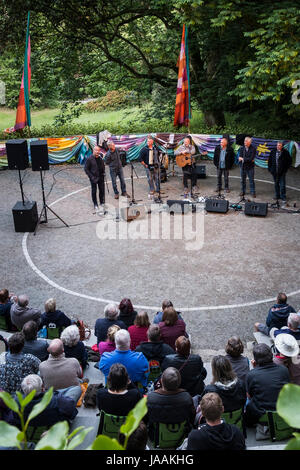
[154,152,163,204]
[129,162,142,206]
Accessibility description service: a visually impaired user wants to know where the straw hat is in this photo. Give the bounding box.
[275,333,299,357]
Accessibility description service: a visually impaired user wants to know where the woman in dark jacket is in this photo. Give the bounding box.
[61,325,88,370]
[161,336,207,396]
[118,298,137,328]
[158,307,186,350]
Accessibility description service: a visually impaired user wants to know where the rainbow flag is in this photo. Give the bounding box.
[174,24,191,128]
[5,12,31,133]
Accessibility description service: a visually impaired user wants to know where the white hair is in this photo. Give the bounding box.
[18,294,29,308]
[60,325,80,347]
[104,303,119,320]
[288,313,300,330]
[115,329,130,351]
[21,374,43,395]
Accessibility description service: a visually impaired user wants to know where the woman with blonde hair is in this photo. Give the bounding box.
[98,324,121,355]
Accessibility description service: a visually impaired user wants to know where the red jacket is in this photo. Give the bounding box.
[128,325,149,351]
[158,320,186,350]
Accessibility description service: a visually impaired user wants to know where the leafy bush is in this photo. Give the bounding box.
[85,90,137,113]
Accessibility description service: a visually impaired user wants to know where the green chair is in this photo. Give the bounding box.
[259,410,295,442]
[98,410,126,440]
[222,407,246,437]
[26,425,49,444]
[47,326,64,339]
[151,421,188,449]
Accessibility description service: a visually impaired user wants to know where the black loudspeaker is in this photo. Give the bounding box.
[167,200,195,214]
[12,201,38,232]
[205,198,229,213]
[195,164,206,179]
[236,134,252,146]
[5,139,29,170]
[30,140,49,171]
[244,201,268,217]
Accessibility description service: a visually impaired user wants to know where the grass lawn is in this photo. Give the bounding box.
[0,106,141,130]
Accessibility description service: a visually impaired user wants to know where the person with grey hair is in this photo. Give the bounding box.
[268,140,292,202]
[99,329,149,389]
[104,141,129,199]
[39,298,72,335]
[61,325,88,369]
[136,324,174,363]
[12,374,79,429]
[94,303,127,344]
[147,367,195,440]
[10,294,41,330]
[270,313,300,344]
[238,136,256,197]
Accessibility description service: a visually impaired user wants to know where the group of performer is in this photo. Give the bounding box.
[84,134,293,212]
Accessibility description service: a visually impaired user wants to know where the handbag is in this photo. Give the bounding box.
[76,320,91,341]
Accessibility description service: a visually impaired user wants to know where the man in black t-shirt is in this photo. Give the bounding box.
[84,145,106,212]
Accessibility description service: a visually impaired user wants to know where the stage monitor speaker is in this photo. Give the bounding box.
[195,164,206,179]
[30,140,49,171]
[12,201,38,232]
[205,198,229,214]
[167,200,194,214]
[5,139,29,170]
[244,201,268,217]
[119,205,145,222]
[236,133,252,146]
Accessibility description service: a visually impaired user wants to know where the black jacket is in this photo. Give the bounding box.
[147,388,195,425]
[187,422,245,450]
[213,145,235,170]
[201,379,246,413]
[139,146,159,168]
[84,155,105,183]
[268,148,292,177]
[118,310,138,329]
[161,354,207,396]
[238,144,256,169]
[135,341,175,363]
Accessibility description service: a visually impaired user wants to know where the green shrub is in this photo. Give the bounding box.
[85,90,137,113]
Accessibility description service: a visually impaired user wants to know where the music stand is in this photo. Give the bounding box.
[34,169,69,236]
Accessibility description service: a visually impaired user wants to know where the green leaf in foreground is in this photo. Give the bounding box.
[90,435,124,450]
[0,421,22,449]
[277,384,300,428]
[119,397,147,438]
[35,420,69,450]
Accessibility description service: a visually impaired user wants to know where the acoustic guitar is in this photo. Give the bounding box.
[176,153,194,168]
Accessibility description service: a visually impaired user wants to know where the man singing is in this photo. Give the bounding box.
[84,145,106,213]
[139,135,160,199]
[104,141,130,200]
[213,136,235,193]
[238,136,256,198]
[174,136,196,196]
[268,141,292,202]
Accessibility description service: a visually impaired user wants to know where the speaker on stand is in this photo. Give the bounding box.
[30,140,69,235]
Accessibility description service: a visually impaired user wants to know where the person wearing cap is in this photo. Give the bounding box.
[268,141,292,202]
[139,135,160,199]
[273,334,300,385]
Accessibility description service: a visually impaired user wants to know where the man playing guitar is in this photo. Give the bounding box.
[174,136,197,196]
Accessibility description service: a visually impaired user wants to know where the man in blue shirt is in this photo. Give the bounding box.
[99,329,149,388]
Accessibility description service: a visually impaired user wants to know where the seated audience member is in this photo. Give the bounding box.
[99,330,149,389]
[39,298,72,333]
[273,333,300,385]
[161,336,207,397]
[153,300,185,325]
[22,321,49,362]
[199,356,246,414]
[119,421,148,450]
[187,392,246,451]
[96,363,142,417]
[94,303,127,344]
[147,367,195,439]
[158,307,187,350]
[245,343,290,426]
[61,325,88,370]
[0,288,15,330]
[128,311,150,351]
[225,336,250,383]
[39,339,83,391]
[98,324,121,355]
[254,293,296,336]
[10,295,41,331]
[118,298,138,328]
[135,324,175,363]
[270,313,300,344]
[13,374,80,429]
[0,333,40,394]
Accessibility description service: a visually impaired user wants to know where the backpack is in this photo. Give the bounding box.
[83,383,104,408]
